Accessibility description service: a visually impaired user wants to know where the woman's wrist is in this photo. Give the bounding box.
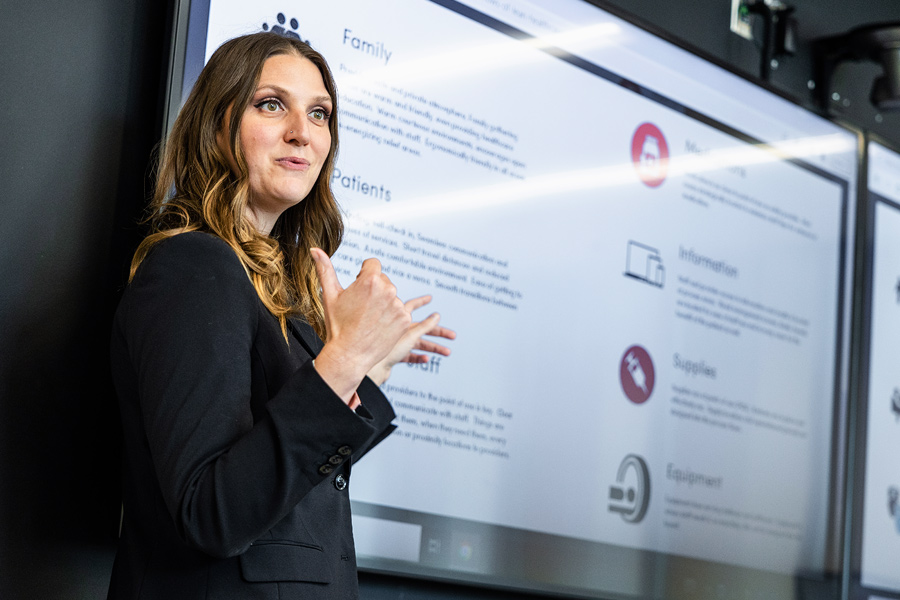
[312,344,368,405]
[366,362,391,387]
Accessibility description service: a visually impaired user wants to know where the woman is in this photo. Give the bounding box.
[107,32,453,599]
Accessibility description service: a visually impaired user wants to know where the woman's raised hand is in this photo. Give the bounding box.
[310,249,456,403]
[311,248,410,403]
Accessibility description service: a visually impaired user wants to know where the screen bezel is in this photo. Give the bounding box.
[845,132,900,600]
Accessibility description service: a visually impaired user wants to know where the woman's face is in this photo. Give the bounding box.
[232,53,333,233]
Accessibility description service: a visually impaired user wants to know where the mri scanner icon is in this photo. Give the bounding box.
[609,454,651,523]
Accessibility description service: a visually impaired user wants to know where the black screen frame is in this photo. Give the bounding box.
[845,132,900,600]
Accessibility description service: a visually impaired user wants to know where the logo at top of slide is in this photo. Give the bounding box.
[620,345,655,404]
[631,122,669,188]
[261,13,309,44]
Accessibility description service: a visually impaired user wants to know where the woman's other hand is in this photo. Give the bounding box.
[366,295,456,386]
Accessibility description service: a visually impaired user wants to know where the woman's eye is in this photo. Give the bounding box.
[310,108,329,121]
[256,99,283,112]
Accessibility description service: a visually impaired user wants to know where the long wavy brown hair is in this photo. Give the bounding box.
[131,32,342,340]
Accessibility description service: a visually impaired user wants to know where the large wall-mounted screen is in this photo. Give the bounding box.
[851,140,900,600]
[168,1,859,598]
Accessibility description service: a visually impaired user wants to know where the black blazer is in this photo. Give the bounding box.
[107,232,396,600]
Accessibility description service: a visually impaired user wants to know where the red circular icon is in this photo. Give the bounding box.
[620,345,655,404]
[631,122,669,188]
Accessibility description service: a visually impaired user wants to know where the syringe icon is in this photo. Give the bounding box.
[625,351,648,394]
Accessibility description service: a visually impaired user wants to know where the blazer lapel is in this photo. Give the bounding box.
[287,318,323,357]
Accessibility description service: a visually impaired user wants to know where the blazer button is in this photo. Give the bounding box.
[328,454,344,466]
[318,465,333,475]
[337,445,352,456]
[334,474,347,491]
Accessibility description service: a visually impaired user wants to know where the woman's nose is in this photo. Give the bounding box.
[286,118,310,144]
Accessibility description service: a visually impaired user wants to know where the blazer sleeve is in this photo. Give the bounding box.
[354,376,398,460]
[117,232,393,559]
[288,318,397,462]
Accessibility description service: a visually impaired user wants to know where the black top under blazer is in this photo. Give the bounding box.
[106,232,396,600]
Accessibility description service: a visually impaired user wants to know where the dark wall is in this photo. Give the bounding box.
[596,0,900,142]
[0,1,897,598]
[0,0,171,597]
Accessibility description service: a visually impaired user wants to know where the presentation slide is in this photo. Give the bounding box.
[188,0,857,596]
[860,141,900,595]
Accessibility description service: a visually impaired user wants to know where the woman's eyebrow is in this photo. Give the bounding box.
[255,85,332,105]
[254,84,290,96]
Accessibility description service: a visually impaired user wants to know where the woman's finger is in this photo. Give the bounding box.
[310,247,344,304]
[400,353,431,364]
[411,339,452,356]
[424,325,456,340]
[403,295,433,312]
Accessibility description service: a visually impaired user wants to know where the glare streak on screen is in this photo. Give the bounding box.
[190,0,856,597]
